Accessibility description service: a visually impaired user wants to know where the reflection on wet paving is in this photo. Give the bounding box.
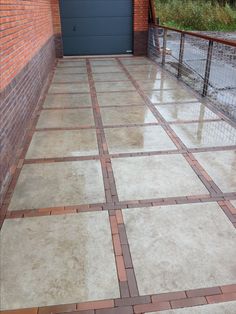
[137,79,180,90]
[97,91,144,106]
[100,106,157,125]
[146,89,198,103]
[171,121,236,148]
[156,102,219,122]
[105,125,176,154]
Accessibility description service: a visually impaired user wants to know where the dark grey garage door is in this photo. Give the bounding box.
[59,0,133,55]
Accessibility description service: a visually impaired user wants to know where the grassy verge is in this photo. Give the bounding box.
[155,0,236,31]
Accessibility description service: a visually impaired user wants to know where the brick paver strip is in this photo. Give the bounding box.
[171,296,207,309]
[0,309,38,314]
[206,292,236,303]
[76,300,114,311]
[186,287,222,298]
[152,291,187,302]
[221,284,236,294]
[96,306,133,314]
[38,303,77,314]
[134,301,171,313]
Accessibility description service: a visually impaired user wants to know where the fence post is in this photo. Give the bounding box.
[177,33,185,78]
[202,40,214,97]
[162,29,167,66]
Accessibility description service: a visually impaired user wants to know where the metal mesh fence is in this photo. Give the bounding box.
[148,25,236,121]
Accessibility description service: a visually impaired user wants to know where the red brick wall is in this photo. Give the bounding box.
[0,0,54,91]
[133,0,149,55]
[51,0,62,34]
[0,1,56,205]
[134,0,149,32]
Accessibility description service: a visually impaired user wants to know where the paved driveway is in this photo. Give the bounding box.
[1,57,236,314]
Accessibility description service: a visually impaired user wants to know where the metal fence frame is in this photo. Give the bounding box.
[148,24,236,120]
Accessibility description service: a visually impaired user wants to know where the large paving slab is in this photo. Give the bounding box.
[37,109,94,128]
[55,67,87,74]
[156,103,219,122]
[147,89,198,104]
[123,203,236,295]
[43,94,92,108]
[57,60,86,67]
[112,155,208,201]
[9,160,105,210]
[171,121,236,148]
[105,125,176,154]
[48,83,90,94]
[128,69,166,80]
[93,72,129,81]
[194,150,236,193]
[137,79,180,90]
[100,106,157,125]
[125,64,161,73]
[52,73,88,83]
[26,129,99,159]
[121,58,153,65]
[97,91,144,107]
[91,66,123,73]
[95,81,135,92]
[149,301,236,314]
[0,212,119,310]
[90,59,119,66]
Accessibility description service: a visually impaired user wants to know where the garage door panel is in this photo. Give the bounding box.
[61,17,132,37]
[60,0,132,18]
[60,0,133,55]
[63,36,132,55]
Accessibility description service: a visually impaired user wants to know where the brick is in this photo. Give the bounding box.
[77,300,114,311]
[221,284,236,294]
[96,306,133,314]
[186,287,221,298]
[118,224,128,244]
[113,234,122,256]
[115,210,124,224]
[38,303,76,313]
[119,281,130,298]
[0,309,38,314]
[134,301,171,313]
[115,295,151,307]
[61,311,94,314]
[171,297,207,309]
[110,216,119,234]
[116,255,127,281]
[152,291,186,302]
[207,292,236,304]
[122,244,133,269]
[126,268,139,297]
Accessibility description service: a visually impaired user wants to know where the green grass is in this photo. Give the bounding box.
[155,0,236,31]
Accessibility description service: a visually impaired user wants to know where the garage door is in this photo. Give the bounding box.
[59,0,133,55]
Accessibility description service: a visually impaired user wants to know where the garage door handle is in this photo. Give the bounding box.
[73,25,76,31]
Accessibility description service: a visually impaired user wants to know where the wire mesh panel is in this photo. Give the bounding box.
[207,42,236,119]
[148,25,236,121]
